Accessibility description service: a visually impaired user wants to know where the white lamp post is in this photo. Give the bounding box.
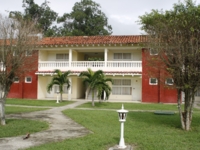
[56,89,60,103]
[117,104,128,149]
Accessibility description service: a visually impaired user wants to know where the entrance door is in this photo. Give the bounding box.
[46,78,54,98]
[132,78,142,101]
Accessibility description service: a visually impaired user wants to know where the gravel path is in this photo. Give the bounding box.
[0,101,91,150]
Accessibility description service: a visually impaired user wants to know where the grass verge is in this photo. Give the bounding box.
[0,119,48,138]
[6,106,48,114]
[6,98,74,107]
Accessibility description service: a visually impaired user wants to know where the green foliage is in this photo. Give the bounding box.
[57,0,112,36]
[79,68,112,106]
[10,0,58,36]
[139,0,200,130]
[47,69,71,101]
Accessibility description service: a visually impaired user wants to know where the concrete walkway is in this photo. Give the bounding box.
[0,101,91,150]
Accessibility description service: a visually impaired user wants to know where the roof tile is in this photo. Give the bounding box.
[38,35,147,45]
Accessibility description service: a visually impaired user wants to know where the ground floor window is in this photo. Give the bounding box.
[195,88,200,97]
[149,78,158,85]
[54,85,69,94]
[25,77,32,83]
[112,79,132,95]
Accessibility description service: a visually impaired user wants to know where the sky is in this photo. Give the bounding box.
[1,0,200,35]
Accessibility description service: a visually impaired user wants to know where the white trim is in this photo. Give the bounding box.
[149,78,158,85]
[165,78,174,85]
[14,77,19,83]
[25,76,32,83]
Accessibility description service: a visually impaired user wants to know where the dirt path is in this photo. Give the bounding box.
[0,101,91,150]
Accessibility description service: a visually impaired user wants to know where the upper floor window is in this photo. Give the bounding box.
[25,50,32,56]
[25,77,32,83]
[165,78,174,85]
[114,53,131,60]
[13,51,18,56]
[14,77,19,83]
[56,54,69,61]
[150,48,158,55]
[149,78,158,85]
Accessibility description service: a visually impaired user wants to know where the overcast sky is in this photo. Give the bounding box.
[1,0,200,35]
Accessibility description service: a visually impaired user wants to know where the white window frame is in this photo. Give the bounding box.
[56,54,69,61]
[195,88,200,97]
[25,77,32,83]
[14,77,19,83]
[149,78,158,85]
[112,79,132,95]
[113,53,131,60]
[150,48,158,55]
[165,78,174,85]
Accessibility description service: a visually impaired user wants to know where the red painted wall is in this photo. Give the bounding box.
[142,48,178,103]
[7,50,38,99]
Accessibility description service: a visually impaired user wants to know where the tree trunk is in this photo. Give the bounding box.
[92,89,95,106]
[60,93,63,102]
[0,99,6,125]
[179,89,194,131]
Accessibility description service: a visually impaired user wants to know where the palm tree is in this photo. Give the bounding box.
[47,69,71,101]
[79,68,112,106]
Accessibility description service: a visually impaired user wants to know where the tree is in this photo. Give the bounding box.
[139,0,200,130]
[57,0,112,36]
[47,69,71,101]
[0,14,39,125]
[79,68,112,106]
[9,0,58,37]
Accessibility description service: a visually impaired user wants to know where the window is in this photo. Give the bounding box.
[25,77,32,83]
[149,78,158,85]
[56,54,69,60]
[114,53,131,60]
[150,48,158,55]
[54,85,69,94]
[14,77,19,83]
[26,50,32,56]
[13,51,18,56]
[112,79,132,95]
[195,88,200,97]
[165,78,174,85]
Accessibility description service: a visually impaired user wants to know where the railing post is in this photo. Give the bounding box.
[69,49,72,68]
[104,48,107,67]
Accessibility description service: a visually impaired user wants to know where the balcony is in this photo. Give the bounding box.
[38,61,142,72]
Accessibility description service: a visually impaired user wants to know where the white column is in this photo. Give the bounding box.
[119,122,126,148]
[69,49,72,67]
[104,48,108,67]
[103,91,106,100]
[68,78,72,100]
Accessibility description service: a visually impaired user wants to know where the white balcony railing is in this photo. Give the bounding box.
[38,61,142,72]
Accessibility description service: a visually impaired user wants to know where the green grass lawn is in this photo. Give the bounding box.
[6,98,74,107]
[0,119,48,138]
[5,106,48,114]
[77,102,194,111]
[26,103,200,150]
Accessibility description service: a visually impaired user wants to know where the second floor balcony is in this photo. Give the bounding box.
[38,61,142,72]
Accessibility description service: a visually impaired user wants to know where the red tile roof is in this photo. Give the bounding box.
[38,35,147,45]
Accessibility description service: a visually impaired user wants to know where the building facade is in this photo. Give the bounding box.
[7,35,182,103]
